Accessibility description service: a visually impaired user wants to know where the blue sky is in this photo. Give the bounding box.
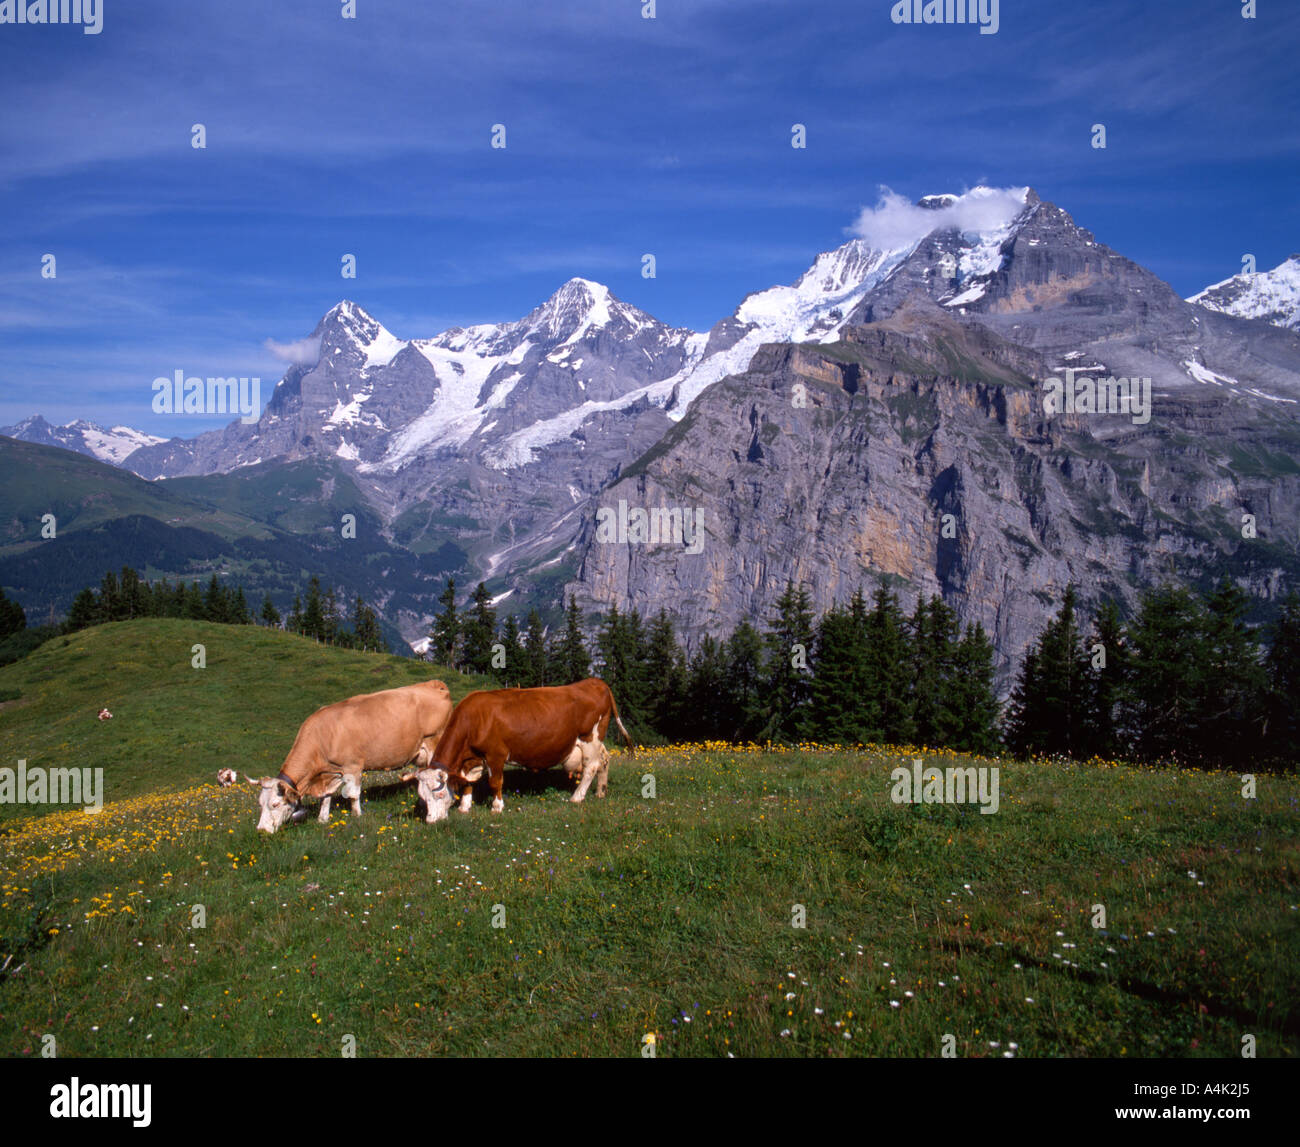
[1,0,1297,435]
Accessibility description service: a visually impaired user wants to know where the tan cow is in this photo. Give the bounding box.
[246,679,453,833]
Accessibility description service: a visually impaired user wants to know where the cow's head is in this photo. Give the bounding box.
[415,767,454,824]
[244,775,306,833]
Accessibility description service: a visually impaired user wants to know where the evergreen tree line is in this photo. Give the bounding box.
[1006,582,1300,771]
[58,566,387,652]
[0,586,25,639]
[427,579,1001,751]
[280,575,384,652]
[66,568,254,629]
[427,578,591,687]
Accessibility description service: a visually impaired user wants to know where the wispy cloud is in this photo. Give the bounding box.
[847,186,1028,250]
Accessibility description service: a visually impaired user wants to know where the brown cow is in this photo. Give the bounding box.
[415,678,632,822]
[245,679,453,833]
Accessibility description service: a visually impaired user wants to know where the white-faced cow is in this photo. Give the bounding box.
[415,678,632,823]
[246,679,453,833]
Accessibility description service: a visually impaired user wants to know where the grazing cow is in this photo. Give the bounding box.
[245,679,453,833]
[415,678,632,823]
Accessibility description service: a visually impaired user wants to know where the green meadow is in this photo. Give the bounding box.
[0,620,1296,1058]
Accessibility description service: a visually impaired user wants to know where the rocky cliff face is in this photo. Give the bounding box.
[568,301,1300,689]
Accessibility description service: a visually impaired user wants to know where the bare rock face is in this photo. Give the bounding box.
[568,304,1300,689]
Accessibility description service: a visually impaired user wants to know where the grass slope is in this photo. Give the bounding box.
[0,438,270,556]
[0,619,493,820]
[0,623,1296,1058]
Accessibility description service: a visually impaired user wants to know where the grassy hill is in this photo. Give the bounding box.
[0,437,271,556]
[0,621,1296,1058]
[0,440,459,649]
[0,619,492,819]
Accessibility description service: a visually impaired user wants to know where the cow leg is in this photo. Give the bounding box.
[571,741,604,804]
[457,760,486,813]
[596,743,610,798]
[488,754,506,814]
[572,723,606,804]
[341,773,362,818]
[318,794,332,824]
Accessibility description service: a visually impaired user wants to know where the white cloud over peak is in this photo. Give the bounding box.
[847,185,1030,252]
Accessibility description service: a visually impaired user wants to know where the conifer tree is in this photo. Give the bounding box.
[1196,579,1266,763]
[687,634,729,740]
[302,577,326,641]
[1083,598,1127,758]
[645,609,687,738]
[722,620,766,741]
[429,578,460,668]
[760,581,816,741]
[261,594,282,628]
[0,587,26,638]
[1116,585,1211,764]
[351,594,383,651]
[66,588,98,631]
[865,587,914,744]
[498,614,526,684]
[322,584,340,645]
[557,597,591,684]
[1005,585,1090,757]
[809,603,865,743]
[1264,593,1300,768]
[950,622,1000,753]
[184,581,205,620]
[461,582,498,675]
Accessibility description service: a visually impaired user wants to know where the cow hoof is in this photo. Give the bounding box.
[491,799,504,814]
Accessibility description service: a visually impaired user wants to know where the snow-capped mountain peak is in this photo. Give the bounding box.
[316,300,407,369]
[0,414,164,465]
[1189,255,1300,331]
[522,277,615,344]
[648,187,1035,416]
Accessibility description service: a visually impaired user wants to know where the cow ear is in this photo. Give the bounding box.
[416,767,448,792]
[243,774,265,786]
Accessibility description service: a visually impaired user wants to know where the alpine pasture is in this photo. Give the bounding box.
[1,620,1296,1057]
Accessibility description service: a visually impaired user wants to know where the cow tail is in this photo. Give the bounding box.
[610,690,635,757]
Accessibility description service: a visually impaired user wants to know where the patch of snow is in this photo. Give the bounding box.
[362,326,407,370]
[945,284,987,307]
